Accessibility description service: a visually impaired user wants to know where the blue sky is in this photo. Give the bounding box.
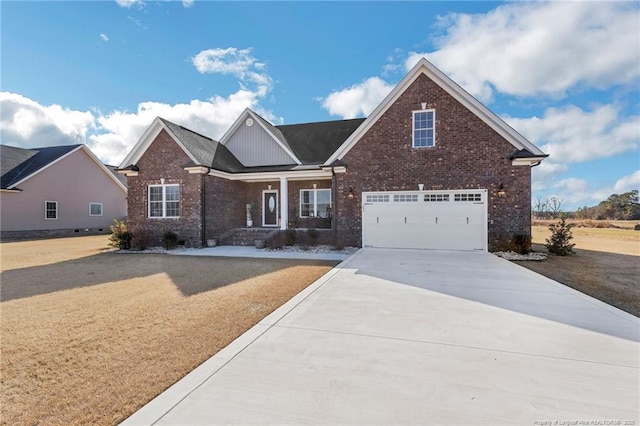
[2,0,639,210]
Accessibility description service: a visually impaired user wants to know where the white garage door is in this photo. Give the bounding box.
[362,190,487,251]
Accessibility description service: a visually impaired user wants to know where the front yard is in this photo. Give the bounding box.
[0,236,337,425]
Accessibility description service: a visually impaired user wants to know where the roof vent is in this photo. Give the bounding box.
[245,118,254,127]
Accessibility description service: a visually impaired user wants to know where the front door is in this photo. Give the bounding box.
[263,190,278,227]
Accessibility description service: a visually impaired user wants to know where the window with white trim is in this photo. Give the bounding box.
[412,110,435,148]
[425,194,449,202]
[148,184,180,218]
[45,201,58,220]
[365,194,390,203]
[454,193,482,202]
[89,202,103,216]
[393,194,418,202]
[300,188,331,218]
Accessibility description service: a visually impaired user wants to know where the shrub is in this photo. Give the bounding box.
[108,219,132,250]
[332,240,346,251]
[306,228,319,246]
[162,230,178,250]
[512,233,531,255]
[131,226,153,251]
[545,218,575,256]
[267,232,285,250]
[285,228,297,246]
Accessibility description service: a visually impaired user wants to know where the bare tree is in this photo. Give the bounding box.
[548,196,563,219]
[533,196,547,219]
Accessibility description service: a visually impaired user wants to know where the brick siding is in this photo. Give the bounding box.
[336,73,532,251]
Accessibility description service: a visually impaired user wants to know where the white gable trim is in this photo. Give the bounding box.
[117,117,200,169]
[325,57,546,165]
[218,108,302,165]
[9,145,127,193]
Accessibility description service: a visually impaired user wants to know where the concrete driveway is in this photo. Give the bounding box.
[123,249,639,425]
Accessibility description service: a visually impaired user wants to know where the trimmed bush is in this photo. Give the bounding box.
[131,226,152,251]
[109,219,132,250]
[285,228,297,246]
[162,230,178,250]
[306,228,319,246]
[512,233,531,255]
[545,218,575,256]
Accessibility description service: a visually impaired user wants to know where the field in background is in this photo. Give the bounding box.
[524,220,639,317]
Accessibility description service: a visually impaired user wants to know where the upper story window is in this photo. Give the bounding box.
[300,188,331,218]
[45,201,58,220]
[149,184,180,218]
[89,202,103,216]
[412,110,435,148]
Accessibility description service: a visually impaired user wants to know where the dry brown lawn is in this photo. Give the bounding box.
[520,222,640,317]
[0,236,337,426]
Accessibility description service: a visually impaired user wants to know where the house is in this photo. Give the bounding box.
[0,144,128,240]
[117,58,547,251]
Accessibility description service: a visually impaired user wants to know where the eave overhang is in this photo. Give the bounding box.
[208,167,335,183]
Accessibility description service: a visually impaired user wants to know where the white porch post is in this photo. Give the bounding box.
[280,176,288,230]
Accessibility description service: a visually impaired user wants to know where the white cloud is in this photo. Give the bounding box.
[320,77,394,119]
[100,33,109,42]
[0,89,279,166]
[613,170,640,194]
[537,170,640,209]
[504,105,639,164]
[182,0,194,7]
[115,0,144,8]
[191,48,271,94]
[0,92,95,148]
[407,1,640,102]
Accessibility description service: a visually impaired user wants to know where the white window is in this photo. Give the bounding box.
[300,189,331,218]
[148,184,180,218]
[365,194,390,203]
[454,193,482,202]
[89,202,103,216]
[45,201,58,220]
[413,110,435,148]
[393,194,418,202]
[425,194,449,202]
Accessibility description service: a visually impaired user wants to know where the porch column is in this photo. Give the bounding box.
[280,176,288,230]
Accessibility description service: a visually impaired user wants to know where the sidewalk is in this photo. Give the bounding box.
[172,245,354,261]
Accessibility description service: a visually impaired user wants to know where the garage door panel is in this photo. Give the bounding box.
[362,190,487,251]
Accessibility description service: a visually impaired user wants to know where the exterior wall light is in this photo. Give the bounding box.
[418,183,424,191]
[348,187,355,200]
[498,184,506,197]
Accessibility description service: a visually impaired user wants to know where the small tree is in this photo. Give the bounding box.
[545,217,575,256]
[109,219,132,250]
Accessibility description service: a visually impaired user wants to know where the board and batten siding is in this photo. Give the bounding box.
[0,148,127,231]
[225,120,296,167]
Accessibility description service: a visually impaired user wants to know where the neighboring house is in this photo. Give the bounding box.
[118,58,547,251]
[1,144,128,240]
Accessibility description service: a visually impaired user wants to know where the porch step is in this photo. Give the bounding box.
[218,228,279,246]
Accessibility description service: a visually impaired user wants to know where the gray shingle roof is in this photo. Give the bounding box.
[153,115,364,174]
[276,118,365,164]
[159,118,245,173]
[1,144,81,189]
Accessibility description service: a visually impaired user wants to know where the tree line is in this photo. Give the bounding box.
[533,190,640,220]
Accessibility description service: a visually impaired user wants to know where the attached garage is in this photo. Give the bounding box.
[362,190,487,251]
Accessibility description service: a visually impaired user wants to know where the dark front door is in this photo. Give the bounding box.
[263,191,278,226]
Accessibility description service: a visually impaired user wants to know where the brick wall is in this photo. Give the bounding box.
[127,130,204,247]
[337,73,532,251]
[204,176,246,238]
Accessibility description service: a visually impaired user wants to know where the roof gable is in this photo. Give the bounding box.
[325,57,546,165]
[218,109,302,166]
[1,144,127,192]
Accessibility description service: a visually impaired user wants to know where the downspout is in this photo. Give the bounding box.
[201,173,206,247]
